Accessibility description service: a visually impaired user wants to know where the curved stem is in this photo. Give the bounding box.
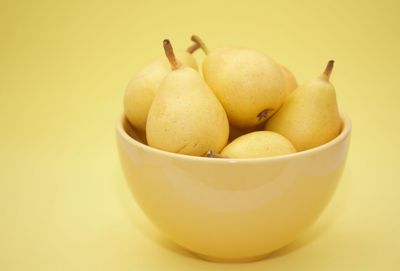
[163,39,181,70]
[186,43,200,53]
[321,60,334,81]
[191,35,210,55]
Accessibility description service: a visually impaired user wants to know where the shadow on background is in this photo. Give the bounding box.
[113,166,197,259]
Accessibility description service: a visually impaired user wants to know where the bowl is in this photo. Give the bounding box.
[116,114,351,262]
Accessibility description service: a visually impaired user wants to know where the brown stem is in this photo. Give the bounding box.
[321,60,334,81]
[257,109,272,121]
[191,35,210,55]
[186,43,200,53]
[204,150,225,158]
[163,39,182,70]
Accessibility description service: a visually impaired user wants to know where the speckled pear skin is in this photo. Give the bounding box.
[221,131,296,158]
[266,61,341,151]
[202,48,286,129]
[124,51,198,130]
[146,67,229,156]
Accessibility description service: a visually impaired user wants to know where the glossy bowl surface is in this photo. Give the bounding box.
[116,114,351,262]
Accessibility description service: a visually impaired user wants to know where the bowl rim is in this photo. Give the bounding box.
[116,113,351,164]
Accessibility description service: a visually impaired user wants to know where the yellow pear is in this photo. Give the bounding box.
[279,64,298,96]
[265,60,341,151]
[221,131,296,158]
[124,44,199,130]
[146,40,229,156]
[228,122,265,142]
[191,35,286,129]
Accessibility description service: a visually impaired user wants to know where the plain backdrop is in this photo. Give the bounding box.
[1,0,399,270]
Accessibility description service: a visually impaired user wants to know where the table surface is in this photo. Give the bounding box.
[1,0,399,270]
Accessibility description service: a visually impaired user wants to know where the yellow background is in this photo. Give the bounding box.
[1,0,399,270]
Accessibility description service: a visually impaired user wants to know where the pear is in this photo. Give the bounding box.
[228,122,265,142]
[279,64,298,96]
[220,131,296,158]
[146,40,229,156]
[191,35,286,129]
[124,43,199,130]
[265,60,341,151]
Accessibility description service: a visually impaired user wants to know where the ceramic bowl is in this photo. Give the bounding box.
[116,114,351,262]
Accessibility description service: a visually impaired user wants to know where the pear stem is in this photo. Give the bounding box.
[186,43,200,53]
[191,35,210,55]
[163,39,182,70]
[204,150,225,158]
[321,60,334,81]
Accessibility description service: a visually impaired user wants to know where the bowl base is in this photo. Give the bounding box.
[193,252,271,263]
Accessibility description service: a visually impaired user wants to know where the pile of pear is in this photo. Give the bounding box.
[123,36,341,159]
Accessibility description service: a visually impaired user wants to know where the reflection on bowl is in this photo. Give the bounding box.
[116,114,351,262]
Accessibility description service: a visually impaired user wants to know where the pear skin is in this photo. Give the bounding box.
[146,40,229,156]
[265,61,341,151]
[279,64,298,96]
[202,48,285,129]
[124,51,198,130]
[189,35,286,129]
[221,131,296,158]
[228,122,265,142]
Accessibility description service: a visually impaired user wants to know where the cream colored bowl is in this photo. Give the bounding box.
[116,114,351,262]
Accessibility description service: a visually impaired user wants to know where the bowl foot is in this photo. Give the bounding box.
[193,252,271,263]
